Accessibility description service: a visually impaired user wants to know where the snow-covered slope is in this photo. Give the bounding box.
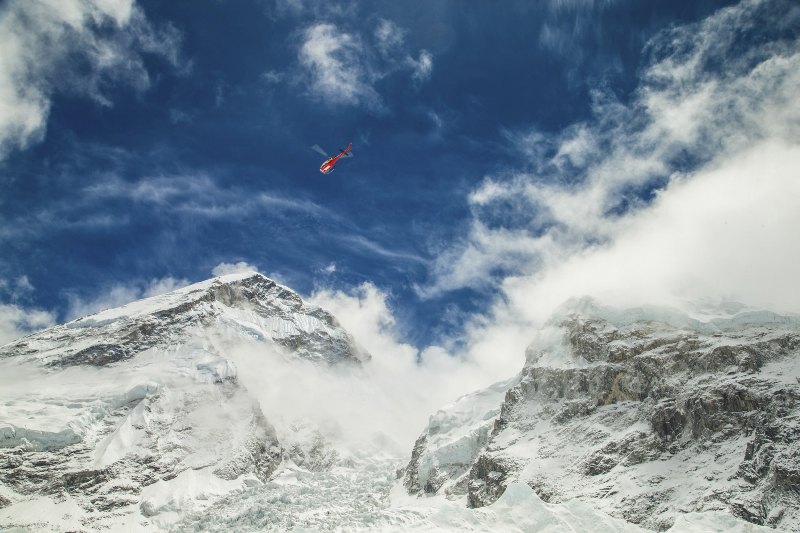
[403,298,800,531]
[0,272,368,530]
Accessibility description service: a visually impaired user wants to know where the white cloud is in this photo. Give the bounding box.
[505,139,800,319]
[211,262,258,277]
[260,70,284,84]
[0,276,55,345]
[142,276,189,297]
[65,276,189,320]
[340,234,427,264]
[417,0,800,369]
[307,283,518,450]
[6,276,35,298]
[296,20,433,110]
[408,50,433,83]
[374,19,404,55]
[298,23,381,109]
[0,0,181,158]
[428,110,443,131]
[425,0,800,303]
[85,174,339,220]
[272,0,358,19]
[537,0,624,84]
[0,303,55,345]
[169,108,193,125]
[453,138,800,373]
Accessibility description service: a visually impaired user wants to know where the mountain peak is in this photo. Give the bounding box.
[0,273,368,367]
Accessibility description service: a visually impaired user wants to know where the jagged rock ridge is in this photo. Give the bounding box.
[404,298,800,531]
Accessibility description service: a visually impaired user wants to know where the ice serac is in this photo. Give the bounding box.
[0,272,368,531]
[405,297,800,531]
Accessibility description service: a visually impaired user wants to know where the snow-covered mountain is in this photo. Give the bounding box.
[403,298,800,531]
[0,275,793,531]
[2,271,367,368]
[0,272,369,530]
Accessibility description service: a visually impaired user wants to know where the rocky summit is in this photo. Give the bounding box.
[403,298,800,531]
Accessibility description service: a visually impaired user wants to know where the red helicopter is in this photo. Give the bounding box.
[312,143,353,174]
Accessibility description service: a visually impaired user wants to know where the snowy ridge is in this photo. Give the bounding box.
[69,272,261,325]
[0,271,367,367]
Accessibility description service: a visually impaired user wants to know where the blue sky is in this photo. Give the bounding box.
[2,0,799,352]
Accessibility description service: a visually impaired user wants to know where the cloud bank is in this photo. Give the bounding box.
[306,283,515,450]
[424,0,799,308]
[408,0,800,375]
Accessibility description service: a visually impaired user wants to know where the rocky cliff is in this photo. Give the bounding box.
[404,298,800,531]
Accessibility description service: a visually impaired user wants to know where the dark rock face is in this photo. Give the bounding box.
[467,454,519,508]
[405,300,800,531]
[403,434,428,495]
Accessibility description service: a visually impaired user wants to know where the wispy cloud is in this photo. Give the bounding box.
[270,0,359,19]
[260,70,284,84]
[0,0,182,159]
[424,0,800,326]
[295,19,433,111]
[340,234,427,265]
[84,173,339,221]
[374,19,405,55]
[536,0,626,86]
[408,50,433,84]
[298,23,382,109]
[0,303,55,345]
